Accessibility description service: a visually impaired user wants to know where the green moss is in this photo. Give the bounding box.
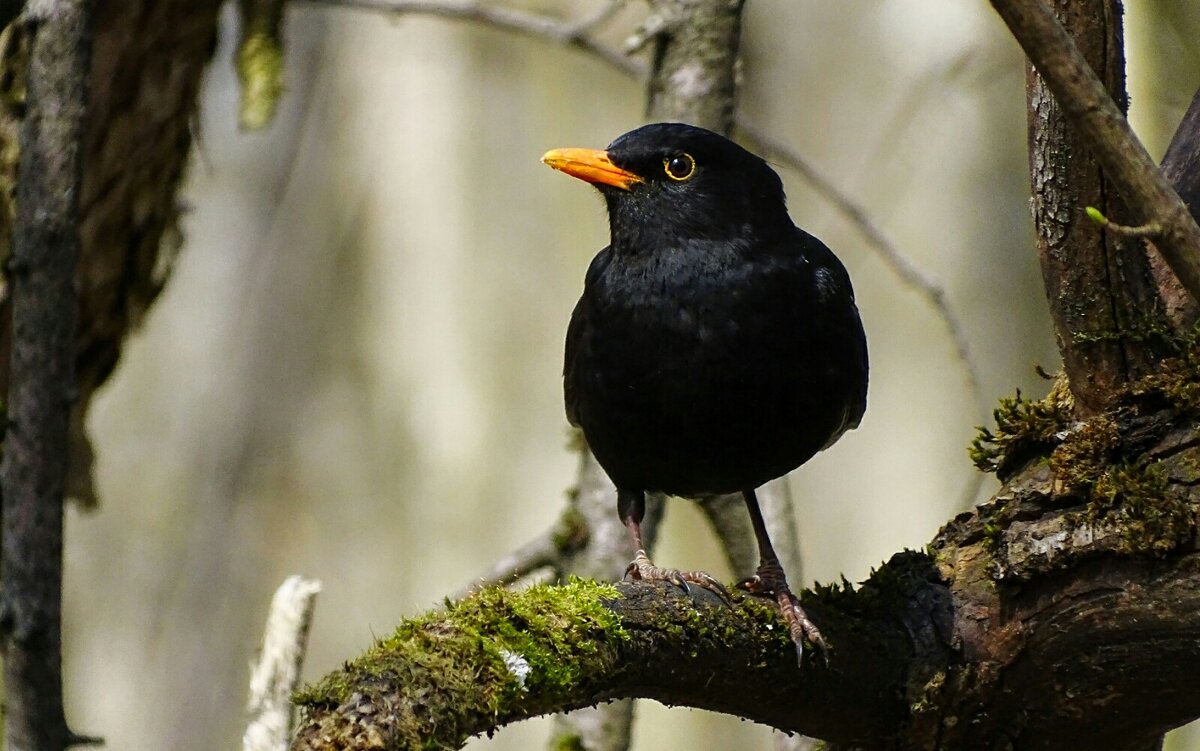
[294,580,629,747]
[1086,462,1190,555]
[1048,413,1119,491]
[236,30,284,130]
[553,735,587,751]
[969,385,1072,481]
[809,551,938,619]
[1071,307,1175,347]
[1131,333,1200,413]
[910,670,946,714]
[980,522,1003,555]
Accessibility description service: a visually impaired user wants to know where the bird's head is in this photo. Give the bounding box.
[542,123,791,255]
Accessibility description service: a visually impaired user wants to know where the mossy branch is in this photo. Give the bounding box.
[291,575,933,750]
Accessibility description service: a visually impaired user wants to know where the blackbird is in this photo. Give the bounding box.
[542,123,868,661]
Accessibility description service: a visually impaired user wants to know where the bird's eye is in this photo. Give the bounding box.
[663,153,696,181]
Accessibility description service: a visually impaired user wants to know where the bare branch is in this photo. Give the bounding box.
[1155,85,1200,325]
[1085,206,1163,238]
[563,0,624,38]
[457,534,559,596]
[454,501,592,600]
[991,0,1200,305]
[244,576,322,751]
[296,0,640,76]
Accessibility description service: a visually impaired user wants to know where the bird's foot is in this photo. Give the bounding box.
[738,563,825,666]
[624,549,730,603]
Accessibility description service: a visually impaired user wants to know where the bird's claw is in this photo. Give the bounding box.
[777,590,827,667]
[736,573,768,595]
[624,550,731,604]
[738,571,826,667]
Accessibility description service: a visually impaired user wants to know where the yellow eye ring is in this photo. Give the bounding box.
[663,153,696,181]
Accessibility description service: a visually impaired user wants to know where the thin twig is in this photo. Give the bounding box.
[244,576,322,751]
[297,0,640,75]
[454,529,562,599]
[563,0,624,38]
[1085,206,1164,238]
[991,0,1200,304]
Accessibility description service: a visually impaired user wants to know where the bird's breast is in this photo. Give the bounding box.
[566,244,865,495]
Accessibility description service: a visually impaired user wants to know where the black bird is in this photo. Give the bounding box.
[542,123,868,659]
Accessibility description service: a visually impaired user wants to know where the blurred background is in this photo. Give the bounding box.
[59,1,1200,749]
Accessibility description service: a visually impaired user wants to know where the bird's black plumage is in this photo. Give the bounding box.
[544,122,868,660]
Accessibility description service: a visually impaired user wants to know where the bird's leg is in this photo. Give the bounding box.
[618,488,729,600]
[737,487,825,664]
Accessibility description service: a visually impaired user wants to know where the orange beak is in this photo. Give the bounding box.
[541,147,643,190]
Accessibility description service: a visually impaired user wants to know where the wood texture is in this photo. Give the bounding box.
[1,1,92,747]
[1021,0,1168,413]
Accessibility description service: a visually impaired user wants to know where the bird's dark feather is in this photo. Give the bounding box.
[561,122,868,497]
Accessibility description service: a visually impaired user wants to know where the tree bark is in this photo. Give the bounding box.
[0,0,221,747]
[0,0,223,506]
[1155,85,1200,325]
[1,1,92,748]
[642,0,743,134]
[1021,0,1168,414]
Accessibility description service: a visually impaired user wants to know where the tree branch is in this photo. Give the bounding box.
[990,0,1200,308]
[1161,87,1200,221]
[0,0,93,748]
[298,0,639,76]
[640,0,743,133]
[291,573,929,751]
[1017,0,1170,415]
[244,577,322,751]
[1154,85,1200,325]
[294,549,1200,750]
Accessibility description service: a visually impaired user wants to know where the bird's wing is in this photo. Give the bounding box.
[563,296,585,427]
[845,311,869,430]
[820,312,868,448]
[563,247,613,428]
[793,229,869,443]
